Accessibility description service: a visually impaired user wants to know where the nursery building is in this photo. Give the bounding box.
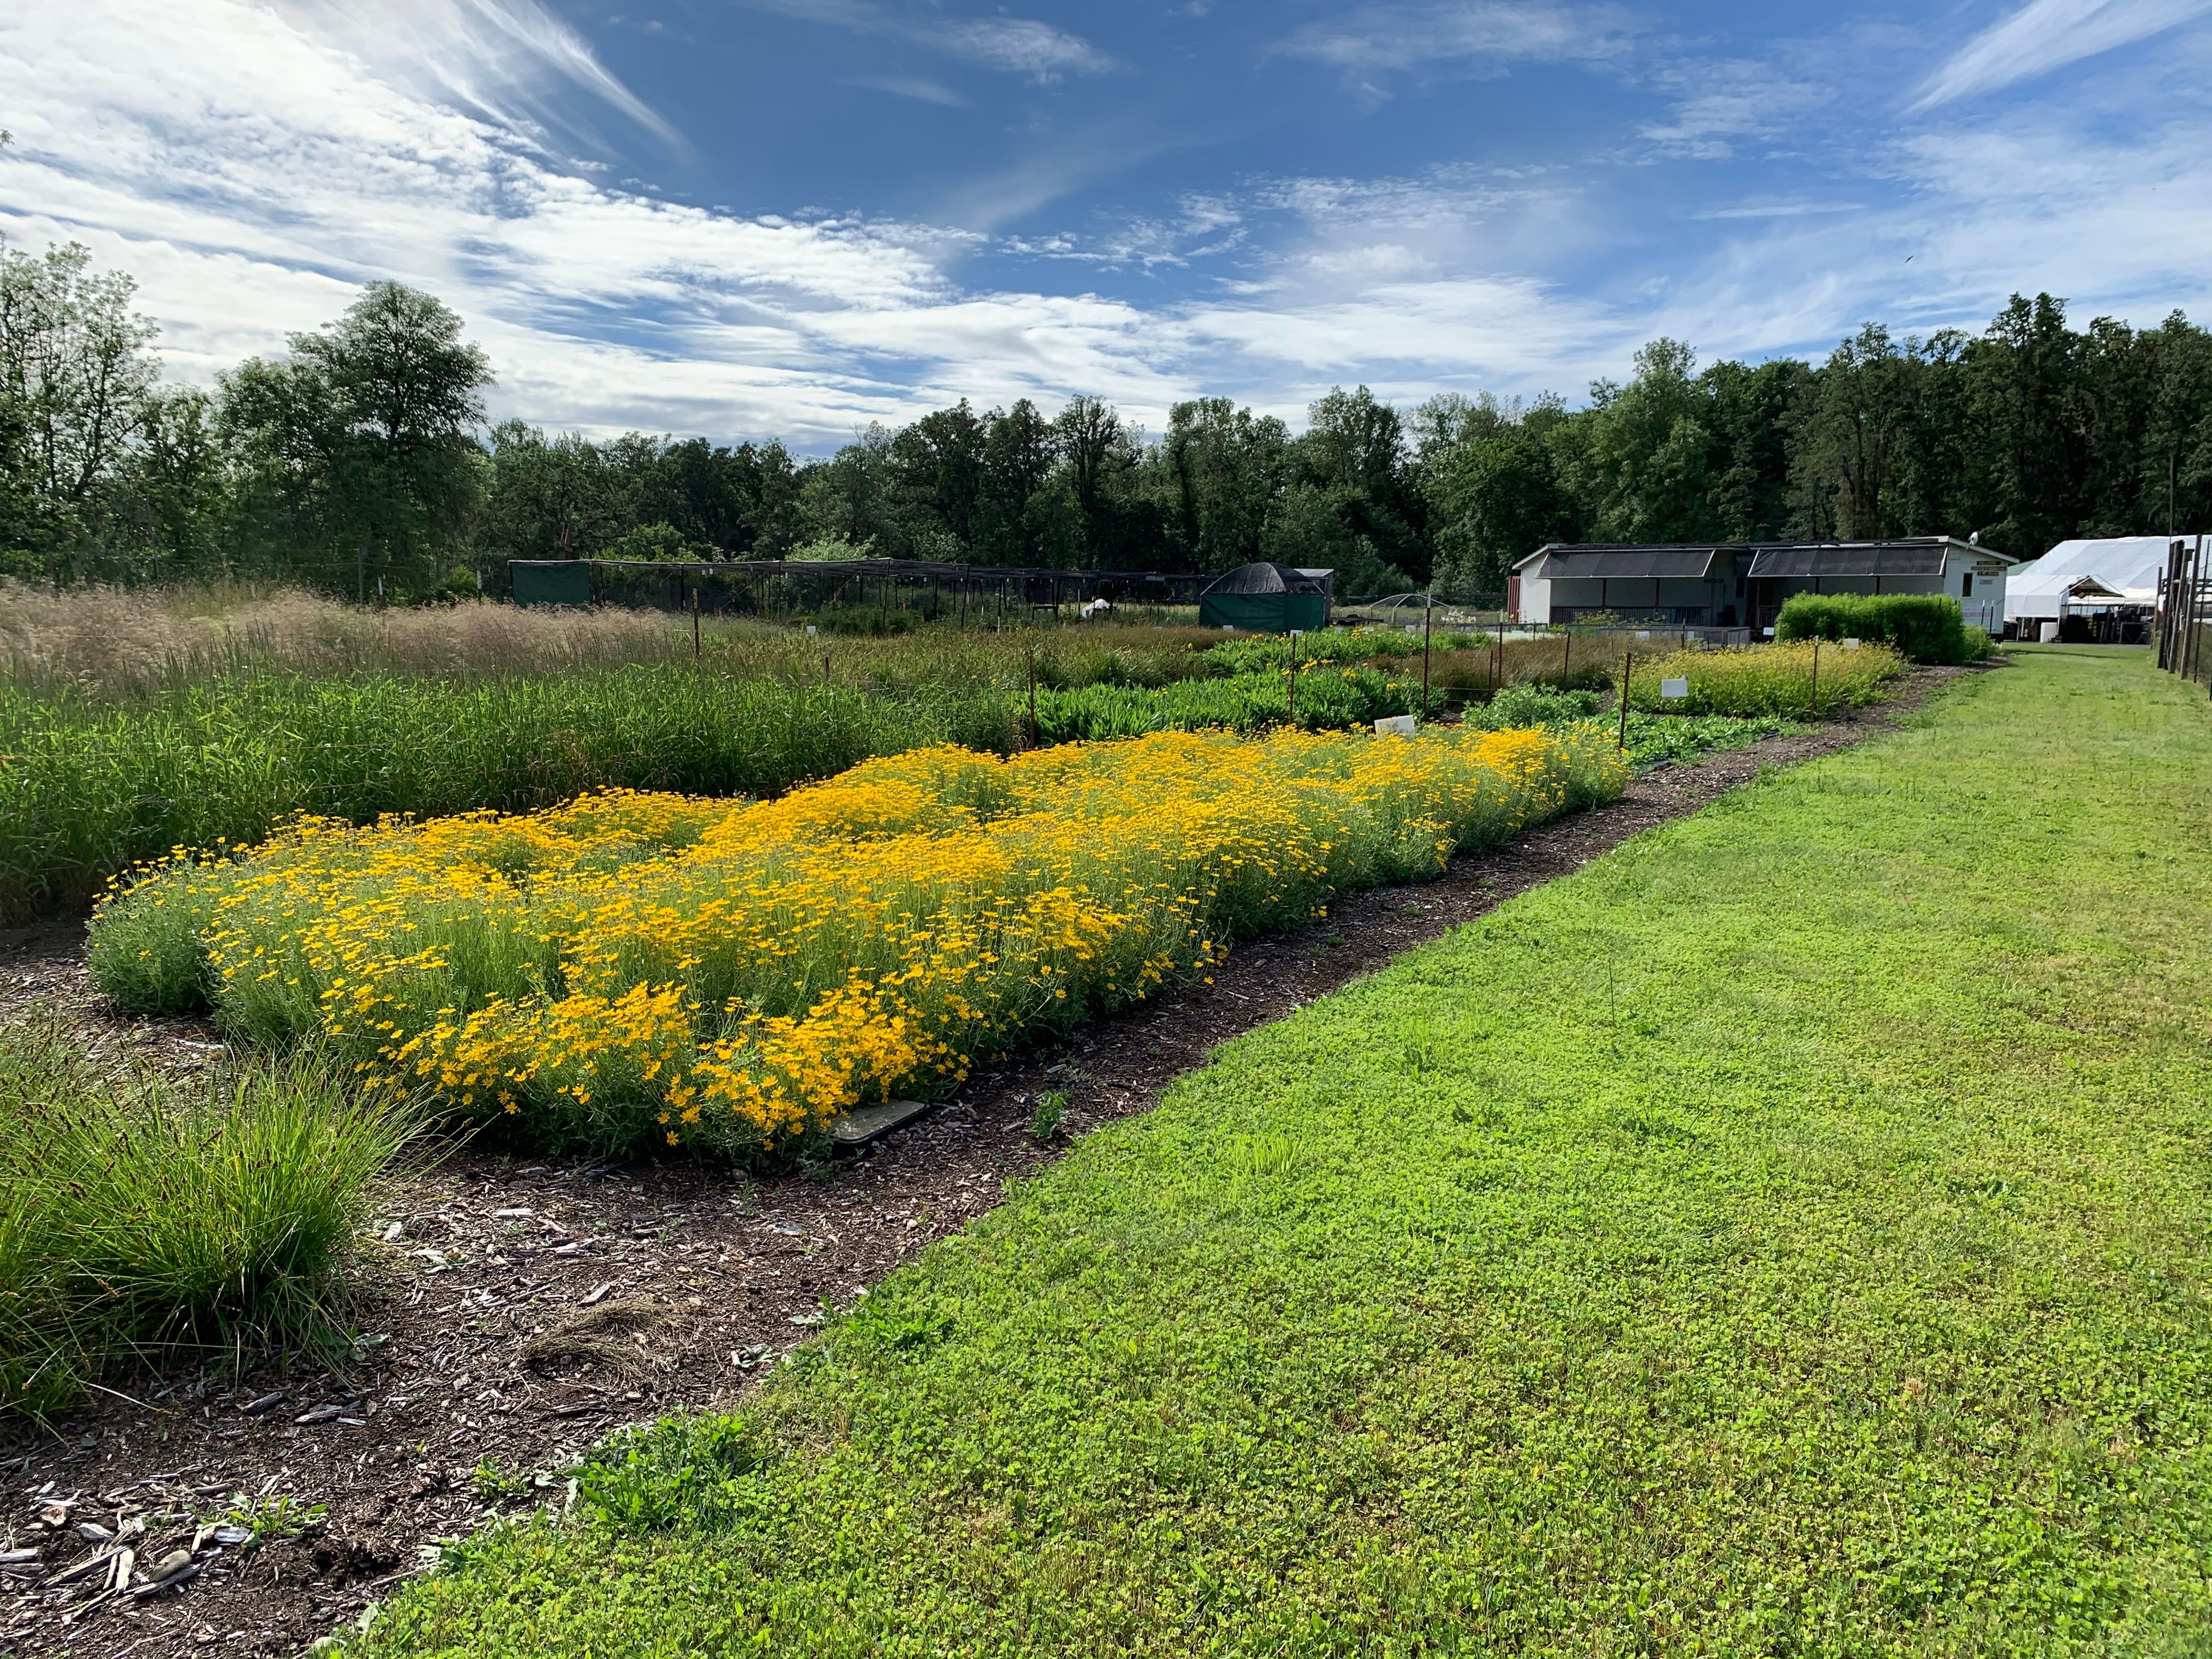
[1510,538,2013,633]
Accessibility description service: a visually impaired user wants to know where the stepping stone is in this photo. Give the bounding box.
[830,1100,931,1147]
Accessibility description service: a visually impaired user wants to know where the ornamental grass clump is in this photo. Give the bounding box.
[1622,639,1905,717]
[93,726,1626,1157]
[0,1015,411,1416]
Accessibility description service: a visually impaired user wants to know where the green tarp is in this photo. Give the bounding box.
[512,562,593,608]
[1198,590,1328,633]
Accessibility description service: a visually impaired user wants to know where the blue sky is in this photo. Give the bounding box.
[2,0,2210,447]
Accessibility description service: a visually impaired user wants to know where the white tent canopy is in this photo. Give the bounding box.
[2004,536,2192,623]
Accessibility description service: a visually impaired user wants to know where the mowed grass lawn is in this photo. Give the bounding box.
[363,648,2212,1657]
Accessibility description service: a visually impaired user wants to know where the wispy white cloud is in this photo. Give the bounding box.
[734,1,1115,82]
[1690,198,1865,221]
[843,74,966,107]
[1914,0,2212,109]
[5,0,2211,450]
[278,0,684,152]
[1637,55,1833,160]
[932,17,1115,78]
[1274,2,1634,87]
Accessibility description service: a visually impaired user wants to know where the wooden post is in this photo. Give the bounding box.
[1027,646,1039,749]
[1287,630,1300,728]
[1809,637,1821,717]
[692,587,701,658]
[1617,651,1631,751]
[1421,600,1433,717]
[1561,628,1571,685]
[1496,613,1506,694]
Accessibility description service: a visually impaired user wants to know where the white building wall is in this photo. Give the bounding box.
[1516,575,1551,624]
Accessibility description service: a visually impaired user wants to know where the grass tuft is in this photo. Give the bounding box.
[0,1016,412,1415]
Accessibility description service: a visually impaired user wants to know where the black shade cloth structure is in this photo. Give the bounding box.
[1520,547,1722,581]
[512,560,594,608]
[1198,563,1331,632]
[1743,541,1956,579]
[506,558,1222,613]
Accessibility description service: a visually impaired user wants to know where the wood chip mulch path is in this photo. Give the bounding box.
[0,668,1968,1658]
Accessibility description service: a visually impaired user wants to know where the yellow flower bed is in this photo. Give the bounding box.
[92,726,1625,1154]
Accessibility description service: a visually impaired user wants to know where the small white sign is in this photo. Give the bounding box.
[1840,637,1862,650]
[1660,676,1690,700]
[1374,714,1418,737]
[805,624,817,637]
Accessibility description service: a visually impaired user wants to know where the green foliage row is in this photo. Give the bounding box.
[1030,665,1440,741]
[0,669,1016,922]
[351,650,2212,1657]
[0,1017,407,1417]
[1466,682,1804,767]
[1774,592,1994,664]
[0,618,1876,923]
[1622,638,1907,716]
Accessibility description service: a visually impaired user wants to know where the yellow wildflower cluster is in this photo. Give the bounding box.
[93,725,1624,1154]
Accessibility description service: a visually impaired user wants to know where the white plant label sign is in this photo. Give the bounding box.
[1660,676,1690,700]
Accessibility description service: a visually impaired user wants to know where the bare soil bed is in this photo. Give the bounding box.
[0,672,1962,1659]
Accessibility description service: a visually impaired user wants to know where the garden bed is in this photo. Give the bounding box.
[0,679,1949,1659]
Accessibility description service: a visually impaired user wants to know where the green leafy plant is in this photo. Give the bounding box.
[1028,1091,1067,1142]
[573,1414,771,1533]
[473,1460,541,1508]
[210,1491,328,1546]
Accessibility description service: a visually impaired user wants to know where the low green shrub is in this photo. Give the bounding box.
[1032,666,1440,741]
[1469,684,1603,728]
[808,603,919,636]
[1774,592,1978,664]
[0,1016,411,1416]
[1622,640,1905,717]
[1466,683,1799,767]
[1202,626,1503,675]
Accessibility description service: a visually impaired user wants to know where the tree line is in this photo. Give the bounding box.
[5,235,2210,603]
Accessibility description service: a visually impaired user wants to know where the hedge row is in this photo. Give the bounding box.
[1772,593,1993,664]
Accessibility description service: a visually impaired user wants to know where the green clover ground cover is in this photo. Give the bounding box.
[359,647,2212,1657]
